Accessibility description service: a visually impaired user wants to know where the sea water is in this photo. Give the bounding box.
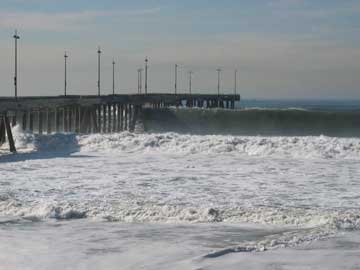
[1,100,360,269]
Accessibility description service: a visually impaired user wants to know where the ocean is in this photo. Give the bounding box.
[1,99,360,269]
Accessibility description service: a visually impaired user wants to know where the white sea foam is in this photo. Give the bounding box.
[6,127,360,160]
[1,128,360,260]
[78,132,360,159]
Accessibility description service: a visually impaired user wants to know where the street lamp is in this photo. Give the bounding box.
[137,68,143,94]
[13,30,20,99]
[175,64,178,95]
[112,59,115,95]
[234,69,237,97]
[216,68,222,96]
[97,46,101,96]
[189,71,193,95]
[64,52,68,96]
[145,57,148,95]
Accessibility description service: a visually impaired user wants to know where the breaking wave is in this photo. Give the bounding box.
[4,127,360,159]
[1,196,360,253]
[0,125,79,154]
[142,108,360,137]
[79,132,360,159]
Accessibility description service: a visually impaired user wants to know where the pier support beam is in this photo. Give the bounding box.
[38,110,43,135]
[4,116,16,153]
[22,111,27,131]
[29,111,34,133]
[46,109,52,134]
[0,116,6,145]
[120,104,124,131]
[124,105,128,130]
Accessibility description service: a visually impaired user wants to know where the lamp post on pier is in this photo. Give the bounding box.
[216,68,222,96]
[64,52,68,96]
[13,30,20,99]
[145,57,148,95]
[175,64,178,95]
[189,71,193,95]
[97,46,101,96]
[137,68,143,94]
[234,69,237,96]
[112,59,115,95]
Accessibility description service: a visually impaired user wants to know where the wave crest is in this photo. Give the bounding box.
[79,132,360,159]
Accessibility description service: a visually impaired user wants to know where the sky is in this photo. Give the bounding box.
[0,0,360,99]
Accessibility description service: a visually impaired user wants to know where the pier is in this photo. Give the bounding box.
[0,93,240,153]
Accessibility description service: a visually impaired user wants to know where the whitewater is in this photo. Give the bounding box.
[1,120,360,269]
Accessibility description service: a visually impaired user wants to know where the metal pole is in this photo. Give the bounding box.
[216,68,221,96]
[145,57,148,95]
[234,69,237,97]
[137,69,140,94]
[64,52,68,96]
[189,71,193,95]
[112,59,115,95]
[97,46,101,96]
[140,68,143,94]
[175,64,178,95]
[13,30,20,99]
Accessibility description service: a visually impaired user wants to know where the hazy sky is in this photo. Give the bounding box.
[0,0,359,99]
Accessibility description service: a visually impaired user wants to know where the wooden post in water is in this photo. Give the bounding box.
[128,105,132,130]
[77,106,81,133]
[38,110,43,135]
[129,105,138,132]
[120,104,124,131]
[11,112,17,127]
[47,109,52,134]
[124,105,128,130]
[112,104,116,133]
[55,108,59,133]
[96,105,101,133]
[4,115,16,153]
[116,104,121,132]
[90,107,99,133]
[22,111,27,131]
[102,104,107,133]
[29,110,34,133]
[0,116,6,145]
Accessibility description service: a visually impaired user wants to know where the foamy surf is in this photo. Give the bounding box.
[5,126,360,160]
[1,127,360,268]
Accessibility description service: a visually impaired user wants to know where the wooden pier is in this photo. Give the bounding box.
[0,93,240,153]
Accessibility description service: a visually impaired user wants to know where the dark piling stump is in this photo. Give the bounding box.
[120,104,124,131]
[46,109,52,134]
[112,104,116,133]
[29,111,34,133]
[0,116,6,145]
[4,116,16,153]
[90,108,99,133]
[116,104,121,132]
[38,110,43,135]
[108,104,111,133]
[102,104,107,133]
[22,111,27,131]
[11,112,17,127]
[124,105,128,130]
